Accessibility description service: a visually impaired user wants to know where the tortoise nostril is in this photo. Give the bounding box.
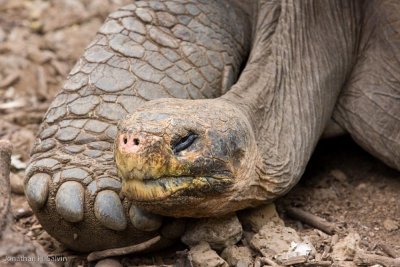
[123,137,128,145]
[133,138,139,146]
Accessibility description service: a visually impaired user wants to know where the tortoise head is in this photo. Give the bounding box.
[115,98,258,217]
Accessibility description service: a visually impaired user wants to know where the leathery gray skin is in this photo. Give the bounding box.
[26,0,400,252]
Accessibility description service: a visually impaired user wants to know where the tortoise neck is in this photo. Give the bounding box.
[221,0,362,195]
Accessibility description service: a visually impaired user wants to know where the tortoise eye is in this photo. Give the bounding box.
[172,132,197,154]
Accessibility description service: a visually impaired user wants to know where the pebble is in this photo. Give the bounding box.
[329,169,347,183]
[236,259,252,267]
[10,155,27,170]
[95,258,122,267]
[331,232,360,261]
[182,214,242,250]
[356,183,367,190]
[383,218,399,231]
[0,26,4,42]
[274,242,315,265]
[237,203,284,232]
[14,207,33,219]
[250,221,301,257]
[10,172,25,195]
[221,245,253,266]
[189,242,228,267]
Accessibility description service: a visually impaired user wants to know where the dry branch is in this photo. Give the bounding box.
[379,243,399,259]
[0,140,13,232]
[354,250,400,267]
[285,206,336,234]
[304,261,332,266]
[87,235,161,262]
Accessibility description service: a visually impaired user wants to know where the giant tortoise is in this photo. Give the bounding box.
[25,0,400,252]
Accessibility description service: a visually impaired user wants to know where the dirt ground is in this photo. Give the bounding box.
[0,1,399,266]
[277,137,400,255]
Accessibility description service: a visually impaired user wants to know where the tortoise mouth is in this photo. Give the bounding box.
[122,175,233,202]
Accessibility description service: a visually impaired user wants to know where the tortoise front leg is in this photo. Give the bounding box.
[25,0,251,252]
[334,0,400,171]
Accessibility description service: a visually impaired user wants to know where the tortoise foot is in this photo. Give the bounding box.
[94,190,127,231]
[25,173,50,210]
[55,181,85,223]
[129,205,163,232]
[25,151,166,251]
[24,0,248,251]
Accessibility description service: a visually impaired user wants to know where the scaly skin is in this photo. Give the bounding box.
[116,0,400,217]
[115,0,362,217]
[26,0,400,252]
[115,99,256,217]
[25,0,251,252]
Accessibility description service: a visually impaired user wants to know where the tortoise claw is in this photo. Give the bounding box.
[129,205,162,232]
[25,173,50,210]
[55,181,85,222]
[94,190,127,231]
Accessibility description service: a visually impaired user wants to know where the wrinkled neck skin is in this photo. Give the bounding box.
[221,0,362,206]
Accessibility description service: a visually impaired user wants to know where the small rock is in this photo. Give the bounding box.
[10,172,25,195]
[331,232,360,261]
[182,214,242,250]
[332,261,358,267]
[356,183,367,191]
[11,195,34,220]
[189,242,228,267]
[274,242,315,265]
[250,222,301,258]
[221,245,253,266]
[237,203,284,232]
[236,260,251,267]
[242,231,255,246]
[330,169,347,183]
[14,207,33,219]
[383,219,399,231]
[331,234,339,245]
[253,257,262,267]
[95,258,122,267]
[369,232,375,237]
[0,26,5,42]
[11,155,27,170]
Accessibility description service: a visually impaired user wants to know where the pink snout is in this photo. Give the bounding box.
[118,133,142,154]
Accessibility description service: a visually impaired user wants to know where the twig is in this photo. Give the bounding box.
[280,255,307,266]
[285,206,336,235]
[379,243,399,258]
[304,261,332,266]
[87,235,161,262]
[0,99,26,110]
[260,256,281,267]
[0,72,19,88]
[354,250,400,267]
[0,140,13,232]
[258,249,282,267]
[30,224,43,231]
[321,245,331,260]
